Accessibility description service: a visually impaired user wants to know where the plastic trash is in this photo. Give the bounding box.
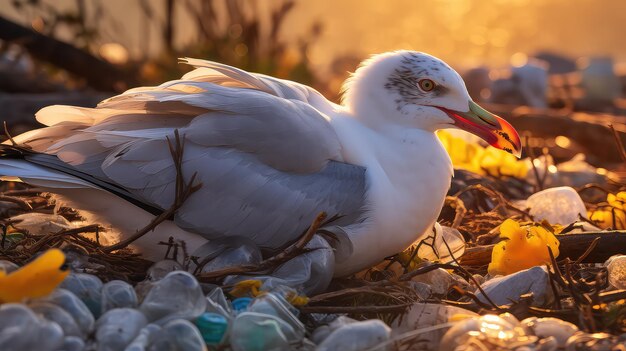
[248,293,305,340]
[605,255,626,290]
[230,312,293,351]
[101,280,138,313]
[526,186,587,225]
[148,319,207,351]
[195,312,228,345]
[29,300,82,337]
[96,308,148,351]
[60,336,86,351]
[205,287,233,318]
[192,237,262,274]
[415,223,466,263]
[0,260,18,274]
[316,319,391,351]
[146,260,184,282]
[477,266,553,306]
[0,303,64,351]
[42,288,95,335]
[123,323,161,351]
[224,235,334,295]
[232,297,253,313]
[139,271,206,323]
[60,273,104,317]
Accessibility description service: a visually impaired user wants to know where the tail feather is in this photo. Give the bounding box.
[0,145,162,215]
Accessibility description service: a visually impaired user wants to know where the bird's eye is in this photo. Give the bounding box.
[418,79,435,92]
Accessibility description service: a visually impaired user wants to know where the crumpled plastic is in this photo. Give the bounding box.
[488,219,560,276]
[438,130,528,178]
[224,234,335,295]
[0,249,69,303]
[589,191,626,230]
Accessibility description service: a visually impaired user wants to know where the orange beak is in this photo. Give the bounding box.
[438,101,522,158]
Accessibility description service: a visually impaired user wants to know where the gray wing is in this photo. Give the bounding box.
[18,60,367,249]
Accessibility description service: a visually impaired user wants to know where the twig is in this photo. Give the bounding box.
[298,303,412,314]
[440,231,502,311]
[609,124,626,163]
[574,237,600,265]
[0,195,32,210]
[103,130,202,253]
[3,121,17,147]
[525,134,544,192]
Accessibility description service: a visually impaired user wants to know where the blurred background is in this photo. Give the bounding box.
[0,0,625,169]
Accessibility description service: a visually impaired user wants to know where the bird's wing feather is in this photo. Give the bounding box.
[14,60,367,249]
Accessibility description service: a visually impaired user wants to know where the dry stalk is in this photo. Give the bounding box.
[103,130,201,253]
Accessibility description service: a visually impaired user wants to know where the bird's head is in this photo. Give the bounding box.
[342,51,522,157]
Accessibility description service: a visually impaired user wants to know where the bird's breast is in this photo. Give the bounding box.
[332,125,453,274]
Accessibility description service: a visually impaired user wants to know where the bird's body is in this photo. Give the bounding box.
[0,51,520,281]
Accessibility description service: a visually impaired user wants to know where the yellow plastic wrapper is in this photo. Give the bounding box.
[588,191,626,230]
[488,219,560,276]
[438,131,527,178]
[0,249,69,303]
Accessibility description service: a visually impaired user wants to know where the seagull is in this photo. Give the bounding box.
[0,51,520,278]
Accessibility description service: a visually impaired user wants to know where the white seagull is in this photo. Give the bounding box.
[0,51,520,280]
